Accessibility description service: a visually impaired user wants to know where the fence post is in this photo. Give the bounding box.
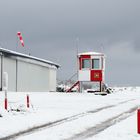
[3,72,8,110]
[5,90,8,110]
[27,94,30,108]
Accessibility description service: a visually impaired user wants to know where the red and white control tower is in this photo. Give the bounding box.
[66,51,106,93]
[78,52,105,92]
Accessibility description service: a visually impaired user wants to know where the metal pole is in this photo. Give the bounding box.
[5,90,7,110]
[16,59,18,92]
[79,81,82,93]
[1,54,3,91]
[3,72,8,110]
[16,34,18,52]
[100,81,102,92]
[27,94,30,108]
[76,38,79,81]
[99,81,101,92]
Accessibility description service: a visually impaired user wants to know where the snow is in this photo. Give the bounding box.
[86,113,139,140]
[0,47,60,68]
[78,52,104,56]
[0,87,140,140]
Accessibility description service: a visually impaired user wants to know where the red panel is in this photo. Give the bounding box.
[80,55,91,59]
[90,70,102,81]
[137,109,140,134]
[79,57,82,70]
[79,55,91,70]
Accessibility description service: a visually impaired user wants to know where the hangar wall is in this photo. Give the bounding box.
[49,68,57,91]
[0,55,57,92]
[17,60,50,92]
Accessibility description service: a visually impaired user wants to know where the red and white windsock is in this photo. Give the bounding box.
[17,32,24,47]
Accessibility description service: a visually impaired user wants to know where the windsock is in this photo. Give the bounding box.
[17,32,24,47]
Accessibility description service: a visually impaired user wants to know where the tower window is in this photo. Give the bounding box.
[92,59,100,69]
[82,59,90,69]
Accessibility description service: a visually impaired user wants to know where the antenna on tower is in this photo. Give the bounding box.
[76,37,79,80]
[76,37,79,55]
[100,43,104,53]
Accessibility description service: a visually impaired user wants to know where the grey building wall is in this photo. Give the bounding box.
[49,68,57,91]
[17,60,50,92]
[1,55,57,92]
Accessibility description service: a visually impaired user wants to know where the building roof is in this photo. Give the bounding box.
[0,48,60,68]
[78,52,104,56]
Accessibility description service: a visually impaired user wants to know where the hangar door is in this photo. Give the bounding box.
[17,60,50,92]
[3,57,16,91]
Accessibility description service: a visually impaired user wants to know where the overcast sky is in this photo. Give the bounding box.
[0,0,140,86]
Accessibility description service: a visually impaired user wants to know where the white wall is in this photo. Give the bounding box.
[0,55,57,92]
[49,68,57,91]
[17,60,50,92]
[78,70,90,81]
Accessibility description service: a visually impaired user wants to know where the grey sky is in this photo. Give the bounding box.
[0,0,140,86]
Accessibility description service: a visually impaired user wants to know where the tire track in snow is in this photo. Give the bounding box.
[65,106,138,140]
[0,99,135,140]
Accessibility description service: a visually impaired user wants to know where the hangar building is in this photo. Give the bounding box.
[0,48,59,92]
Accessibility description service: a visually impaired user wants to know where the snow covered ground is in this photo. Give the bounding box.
[0,87,140,140]
[86,113,139,140]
